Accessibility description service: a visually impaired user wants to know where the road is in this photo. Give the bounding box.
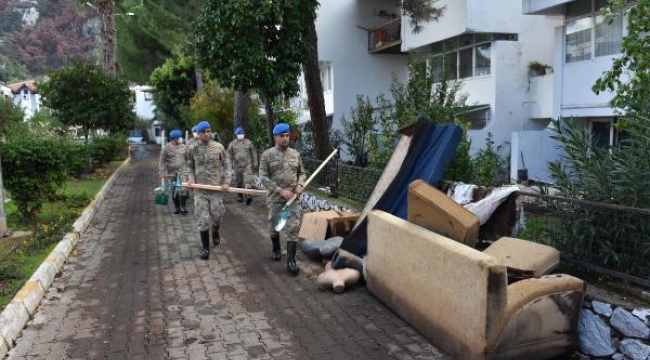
[6,145,448,360]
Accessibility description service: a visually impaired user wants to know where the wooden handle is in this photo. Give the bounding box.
[283,148,338,207]
[181,183,268,196]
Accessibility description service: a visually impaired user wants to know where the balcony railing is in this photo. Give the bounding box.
[367,18,402,54]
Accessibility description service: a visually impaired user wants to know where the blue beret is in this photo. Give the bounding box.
[273,123,290,135]
[195,121,211,132]
[191,126,197,133]
[169,129,182,139]
[234,126,244,135]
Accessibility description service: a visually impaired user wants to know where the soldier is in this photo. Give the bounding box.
[227,126,258,205]
[185,121,232,260]
[259,123,306,276]
[158,129,188,214]
[186,126,199,153]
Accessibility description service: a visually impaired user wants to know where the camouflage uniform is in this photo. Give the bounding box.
[185,137,199,158]
[259,146,306,242]
[227,138,258,201]
[158,141,188,212]
[185,139,232,232]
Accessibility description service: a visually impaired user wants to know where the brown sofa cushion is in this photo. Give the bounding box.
[483,237,560,277]
[408,179,480,247]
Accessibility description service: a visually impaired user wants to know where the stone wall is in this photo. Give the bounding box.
[580,300,650,359]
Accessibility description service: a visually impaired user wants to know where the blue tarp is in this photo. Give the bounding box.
[339,117,463,257]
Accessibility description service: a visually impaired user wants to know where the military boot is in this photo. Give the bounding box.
[212,225,221,246]
[246,196,252,205]
[271,235,281,261]
[199,231,210,260]
[172,195,181,214]
[286,241,299,276]
[180,195,189,214]
[237,193,244,202]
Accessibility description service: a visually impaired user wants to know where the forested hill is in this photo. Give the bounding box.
[0,0,206,84]
[0,0,98,83]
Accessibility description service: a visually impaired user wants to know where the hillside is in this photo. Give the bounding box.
[0,0,99,83]
[1,0,207,84]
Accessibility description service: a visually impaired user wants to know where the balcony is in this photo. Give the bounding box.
[367,18,403,54]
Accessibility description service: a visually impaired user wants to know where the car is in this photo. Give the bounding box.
[127,136,145,145]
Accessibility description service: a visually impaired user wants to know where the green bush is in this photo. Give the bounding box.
[89,135,127,167]
[62,141,92,178]
[0,137,70,219]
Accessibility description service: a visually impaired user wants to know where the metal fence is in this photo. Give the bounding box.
[301,156,650,286]
[301,157,382,204]
[515,191,650,287]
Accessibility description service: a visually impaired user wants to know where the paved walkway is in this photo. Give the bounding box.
[6,145,449,360]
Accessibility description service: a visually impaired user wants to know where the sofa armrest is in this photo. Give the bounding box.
[486,274,585,360]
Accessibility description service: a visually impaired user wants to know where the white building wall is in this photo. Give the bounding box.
[12,91,40,120]
[464,12,561,154]
[316,0,408,131]
[560,57,618,118]
[131,85,155,120]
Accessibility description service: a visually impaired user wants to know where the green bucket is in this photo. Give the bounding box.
[154,182,169,205]
[155,192,169,205]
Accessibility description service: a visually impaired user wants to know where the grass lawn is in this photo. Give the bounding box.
[0,160,123,309]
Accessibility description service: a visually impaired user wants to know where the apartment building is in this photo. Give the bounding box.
[296,0,628,183]
[517,0,627,181]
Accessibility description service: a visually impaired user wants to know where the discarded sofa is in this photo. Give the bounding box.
[407,179,560,278]
[366,210,585,360]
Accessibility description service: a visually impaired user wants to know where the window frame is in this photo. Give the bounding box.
[319,62,333,93]
[430,33,505,82]
[564,0,625,64]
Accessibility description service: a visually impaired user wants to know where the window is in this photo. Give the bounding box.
[566,17,593,62]
[320,62,332,92]
[475,44,492,76]
[430,33,506,81]
[144,92,154,101]
[565,0,623,63]
[590,118,626,148]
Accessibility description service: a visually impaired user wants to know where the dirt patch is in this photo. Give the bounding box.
[0,231,32,253]
[557,263,650,308]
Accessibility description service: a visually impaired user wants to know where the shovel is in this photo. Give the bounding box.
[275,148,338,232]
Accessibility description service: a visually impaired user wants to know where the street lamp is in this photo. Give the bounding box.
[85,1,135,74]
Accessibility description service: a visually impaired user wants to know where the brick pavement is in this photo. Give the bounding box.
[6,145,450,360]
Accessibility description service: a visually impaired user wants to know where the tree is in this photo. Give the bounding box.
[0,97,25,141]
[400,0,444,33]
[301,2,329,160]
[117,0,207,83]
[370,55,467,168]
[593,0,650,116]
[194,0,312,145]
[149,54,197,131]
[190,79,235,139]
[39,61,135,138]
[0,97,25,236]
[337,96,377,167]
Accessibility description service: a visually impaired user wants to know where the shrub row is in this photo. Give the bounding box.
[0,135,127,219]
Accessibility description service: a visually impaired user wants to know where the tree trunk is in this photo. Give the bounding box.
[303,17,328,160]
[0,154,9,237]
[264,98,275,147]
[98,0,118,75]
[234,91,248,130]
[195,68,205,94]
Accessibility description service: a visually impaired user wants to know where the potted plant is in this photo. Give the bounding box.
[528,61,550,76]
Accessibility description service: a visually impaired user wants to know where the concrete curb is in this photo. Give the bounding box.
[0,156,132,359]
